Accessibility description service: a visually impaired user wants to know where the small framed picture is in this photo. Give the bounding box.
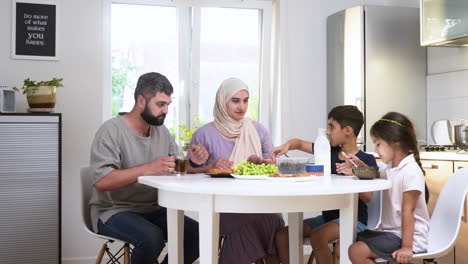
[11,0,59,60]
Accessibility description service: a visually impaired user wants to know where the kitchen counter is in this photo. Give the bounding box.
[368,151,468,161]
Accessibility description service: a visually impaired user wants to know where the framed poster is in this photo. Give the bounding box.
[11,0,59,60]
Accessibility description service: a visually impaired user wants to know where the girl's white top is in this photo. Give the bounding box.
[377,154,430,253]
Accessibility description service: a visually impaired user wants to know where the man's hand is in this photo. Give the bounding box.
[392,247,413,264]
[270,143,290,159]
[146,156,176,175]
[211,157,233,170]
[188,144,209,165]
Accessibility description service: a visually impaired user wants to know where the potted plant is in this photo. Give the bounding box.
[13,77,63,111]
[178,115,202,152]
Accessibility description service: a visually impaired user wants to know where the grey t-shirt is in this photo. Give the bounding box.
[89,115,179,232]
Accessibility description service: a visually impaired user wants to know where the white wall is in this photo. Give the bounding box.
[426,47,468,144]
[0,0,106,263]
[0,0,418,262]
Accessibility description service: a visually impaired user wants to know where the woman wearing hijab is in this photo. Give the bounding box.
[187,78,284,264]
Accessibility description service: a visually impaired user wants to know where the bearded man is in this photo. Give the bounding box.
[89,72,208,264]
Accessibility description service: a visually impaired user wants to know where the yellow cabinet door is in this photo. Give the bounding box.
[422,160,455,264]
[454,161,468,171]
[422,160,453,215]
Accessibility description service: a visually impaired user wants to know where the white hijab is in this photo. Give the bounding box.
[213,78,262,164]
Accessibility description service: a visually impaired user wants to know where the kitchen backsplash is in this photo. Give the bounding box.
[426,47,468,144]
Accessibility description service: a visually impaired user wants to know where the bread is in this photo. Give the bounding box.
[209,168,234,175]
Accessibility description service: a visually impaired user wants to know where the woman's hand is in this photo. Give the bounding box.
[392,247,413,264]
[211,157,234,170]
[188,144,209,165]
[247,155,273,164]
[270,143,290,159]
[247,155,263,164]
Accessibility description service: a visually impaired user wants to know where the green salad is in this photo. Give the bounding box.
[233,161,278,175]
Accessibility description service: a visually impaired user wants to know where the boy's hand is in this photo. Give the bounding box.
[270,143,290,159]
[345,154,367,167]
[392,247,413,263]
[336,162,353,175]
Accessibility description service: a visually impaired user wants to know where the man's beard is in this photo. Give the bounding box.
[140,104,166,126]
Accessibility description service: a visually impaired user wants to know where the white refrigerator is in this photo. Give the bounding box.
[327,5,427,151]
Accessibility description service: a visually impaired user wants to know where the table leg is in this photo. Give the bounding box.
[340,193,358,264]
[288,212,304,264]
[199,209,220,263]
[167,208,184,264]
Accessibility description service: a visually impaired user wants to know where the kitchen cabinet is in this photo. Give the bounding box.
[454,161,468,171]
[0,114,61,264]
[421,0,468,46]
[423,160,453,215]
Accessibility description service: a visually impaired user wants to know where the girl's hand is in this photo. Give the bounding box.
[392,247,413,263]
[336,162,353,175]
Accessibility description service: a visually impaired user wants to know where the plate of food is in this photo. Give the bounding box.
[267,172,319,182]
[207,169,234,178]
[231,174,269,180]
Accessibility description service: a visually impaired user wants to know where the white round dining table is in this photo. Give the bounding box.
[138,173,391,264]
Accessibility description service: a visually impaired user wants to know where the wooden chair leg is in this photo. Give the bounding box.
[124,243,130,264]
[95,244,107,264]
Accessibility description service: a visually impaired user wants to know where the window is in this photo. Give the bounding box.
[198,7,261,122]
[109,0,272,141]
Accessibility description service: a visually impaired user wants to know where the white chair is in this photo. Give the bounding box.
[80,165,131,264]
[303,190,382,262]
[375,168,468,263]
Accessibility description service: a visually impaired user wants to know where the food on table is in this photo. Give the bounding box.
[269,172,313,178]
[233,161,278,175]
[209,168,234,175]
[352,166,379,180]
[276,157,309,174]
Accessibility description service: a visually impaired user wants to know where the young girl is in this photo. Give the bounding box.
[348,112,430,264]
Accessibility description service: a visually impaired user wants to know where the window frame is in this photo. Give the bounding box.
[103,0,273,135]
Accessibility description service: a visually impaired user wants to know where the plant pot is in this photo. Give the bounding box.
[26,86,56,109]
[181,142,190,152]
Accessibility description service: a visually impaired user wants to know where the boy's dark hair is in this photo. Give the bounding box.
[328,105,364,136]
[370,112,429,203]
[134,72,173,101]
